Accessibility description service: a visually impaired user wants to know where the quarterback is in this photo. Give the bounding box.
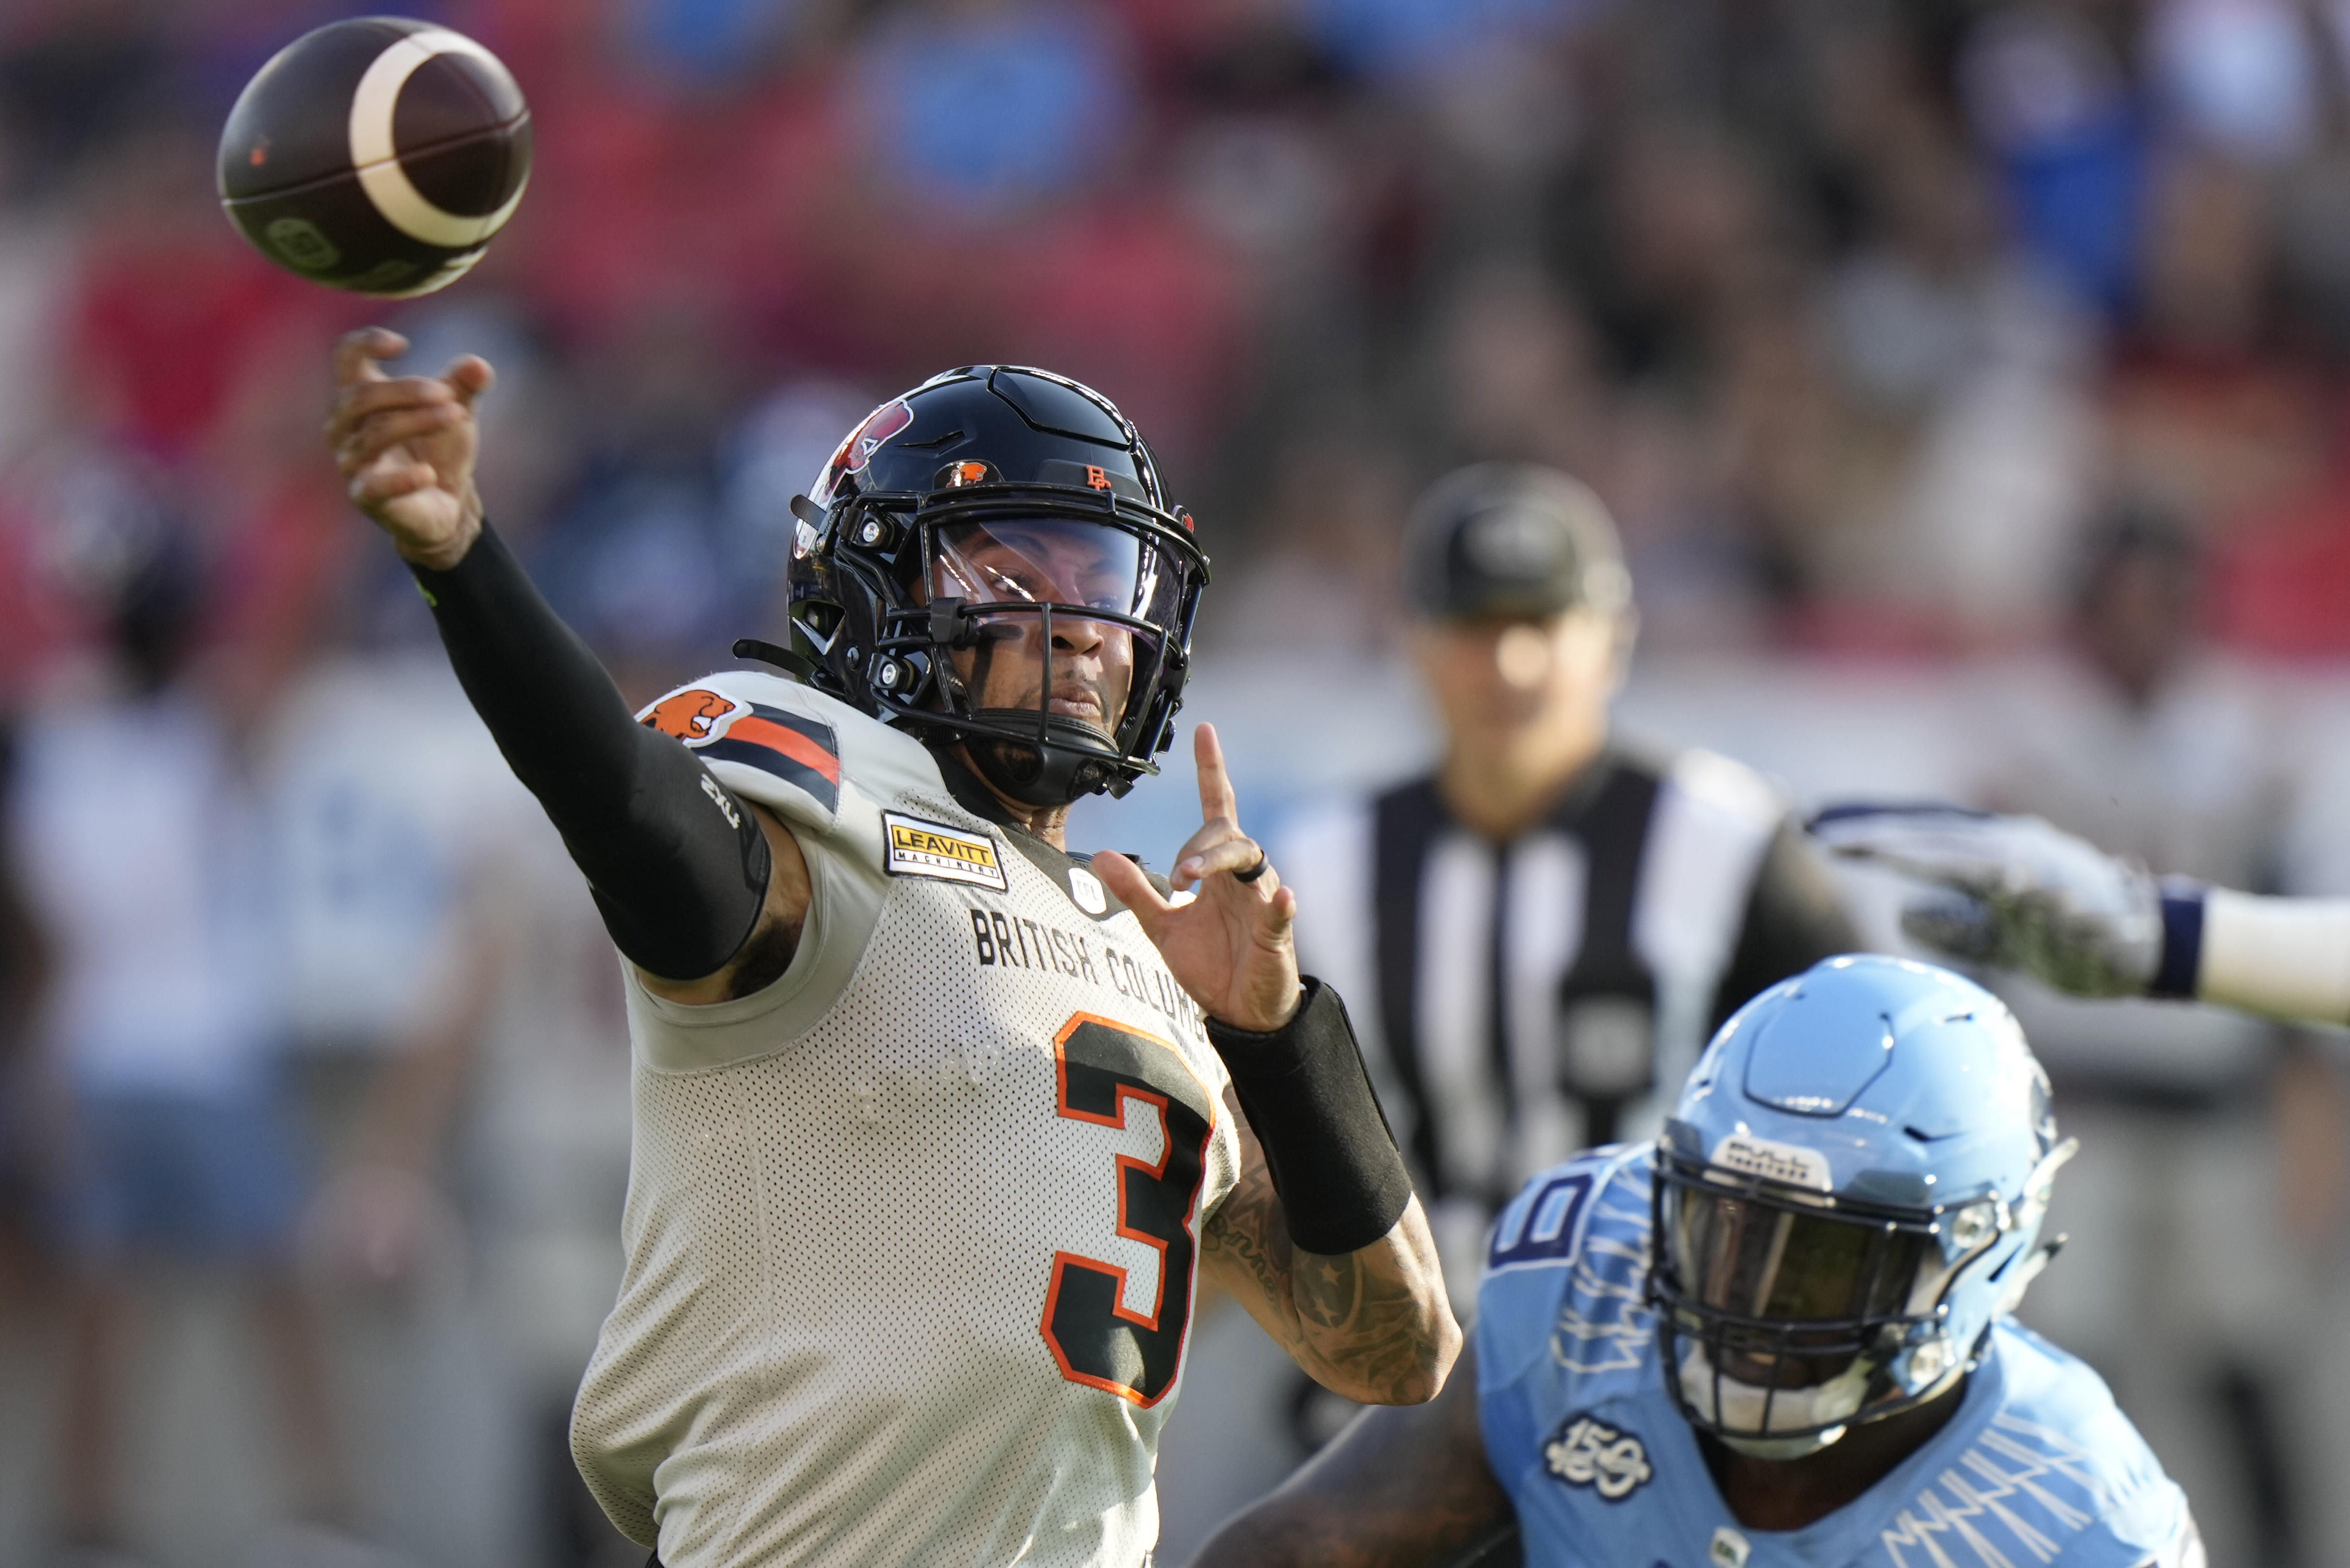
[1192,956,2202,1568]
[324,330,1457,1567]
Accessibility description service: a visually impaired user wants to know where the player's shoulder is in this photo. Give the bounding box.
[1475,1143,1661,1397]
[1484,1141,1655,1278]
[1868,1319,2196,1568]
[636,670,943,834]
[1980,1318,2176,1496]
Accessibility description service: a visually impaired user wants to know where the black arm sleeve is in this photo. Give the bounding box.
[1207,978,1416,1256]
[1709,818,1861,1029]
[409,524,770,980]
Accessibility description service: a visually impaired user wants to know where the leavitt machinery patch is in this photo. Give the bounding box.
[883,812,1009,891]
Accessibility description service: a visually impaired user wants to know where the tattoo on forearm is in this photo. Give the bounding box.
[1203,1115,1449,1404]
[1294,1250,1359,1330]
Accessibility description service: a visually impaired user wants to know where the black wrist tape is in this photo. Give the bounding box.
[1207,978,1415,1256]
[410,523,770,980]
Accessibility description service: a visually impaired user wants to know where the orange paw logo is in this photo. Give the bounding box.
[643,688,740,743]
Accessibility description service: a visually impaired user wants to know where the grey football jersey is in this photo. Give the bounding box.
[572,671,1242,1568]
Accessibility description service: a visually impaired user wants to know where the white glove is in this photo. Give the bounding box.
[1807,804,2164,998]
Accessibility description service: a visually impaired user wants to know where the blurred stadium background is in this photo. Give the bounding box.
[3,0,2350,1565]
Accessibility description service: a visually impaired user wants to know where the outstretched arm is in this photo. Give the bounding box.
[1185,1339,1515,1568]
[1809,803,2350,1023]
[326,327,807,1001]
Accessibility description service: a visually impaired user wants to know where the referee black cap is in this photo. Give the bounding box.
[1402,463,1631,622]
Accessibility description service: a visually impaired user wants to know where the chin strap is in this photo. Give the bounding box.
[731,636,817,682]
[1717,1428,1851,1461]
[965,726,1117,807]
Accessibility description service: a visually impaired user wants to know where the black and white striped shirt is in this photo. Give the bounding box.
[1281,745,1855,1235]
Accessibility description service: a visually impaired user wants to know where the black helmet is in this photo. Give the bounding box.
[783,366,1210,807]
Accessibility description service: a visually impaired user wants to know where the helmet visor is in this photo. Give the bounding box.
[932,517,1186,625]
[1666,1181,1934,1335]
[1655,1158,1989,1448]
[928,517,1191,747]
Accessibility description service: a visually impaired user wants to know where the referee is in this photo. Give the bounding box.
[1280,464,1857,1294]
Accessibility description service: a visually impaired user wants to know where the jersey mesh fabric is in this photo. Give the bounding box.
[571,676,1242,1568]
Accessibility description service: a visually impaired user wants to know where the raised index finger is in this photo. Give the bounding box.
[331,327,408,388]
[1193,722,1240,831]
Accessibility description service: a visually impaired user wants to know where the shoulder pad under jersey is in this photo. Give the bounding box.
[1477,1143,1661,1400]
[636,671,942,835]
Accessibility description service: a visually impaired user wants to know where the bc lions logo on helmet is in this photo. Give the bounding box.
[643,688,741,744]
[817,398,914,499]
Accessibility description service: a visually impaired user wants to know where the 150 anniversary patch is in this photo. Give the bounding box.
[1543,1413,1653,1501]
[883,811,1008,891]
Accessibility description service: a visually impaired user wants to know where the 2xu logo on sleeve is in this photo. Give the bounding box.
[1544,1413,1653,1501]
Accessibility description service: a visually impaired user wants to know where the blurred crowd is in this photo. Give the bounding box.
[6,0,2350,1566]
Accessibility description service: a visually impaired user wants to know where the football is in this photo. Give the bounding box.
[217,16,531,298]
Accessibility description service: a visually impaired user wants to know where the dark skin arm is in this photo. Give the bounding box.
[1186,1338,1514,1568]
[1200,1090,1453,1405]
[636,805,809,1004]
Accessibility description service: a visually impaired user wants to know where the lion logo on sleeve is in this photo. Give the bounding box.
[642,689,741,744]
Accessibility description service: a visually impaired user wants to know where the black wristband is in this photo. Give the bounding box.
[1206,978,1415,1256]
[410,523,771,980]
[2150,877,2207,999]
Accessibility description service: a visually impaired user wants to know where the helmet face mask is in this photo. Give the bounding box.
[783,367,1208,806]
[1645,955,2077,1461]
[892,497,1200,804]
[1651,1153,1994,1457]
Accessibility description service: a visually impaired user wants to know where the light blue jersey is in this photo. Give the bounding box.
[1475,1145,2202,1568]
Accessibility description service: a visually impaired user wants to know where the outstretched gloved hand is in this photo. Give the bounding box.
[1807,803,2164,998]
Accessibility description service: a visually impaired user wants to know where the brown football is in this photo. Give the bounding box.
[217,16,531,297]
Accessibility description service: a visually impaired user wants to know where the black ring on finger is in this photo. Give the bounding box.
[1232,849,1270,884]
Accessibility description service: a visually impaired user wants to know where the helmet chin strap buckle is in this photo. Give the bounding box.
[1719,1426,1848,1461]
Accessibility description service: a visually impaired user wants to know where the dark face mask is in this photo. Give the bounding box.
[925,515,1186,807]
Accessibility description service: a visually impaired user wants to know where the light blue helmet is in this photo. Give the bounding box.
[1648,954,2075,1459]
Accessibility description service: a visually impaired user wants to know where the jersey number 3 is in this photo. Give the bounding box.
[1042,1014,1215,1407]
